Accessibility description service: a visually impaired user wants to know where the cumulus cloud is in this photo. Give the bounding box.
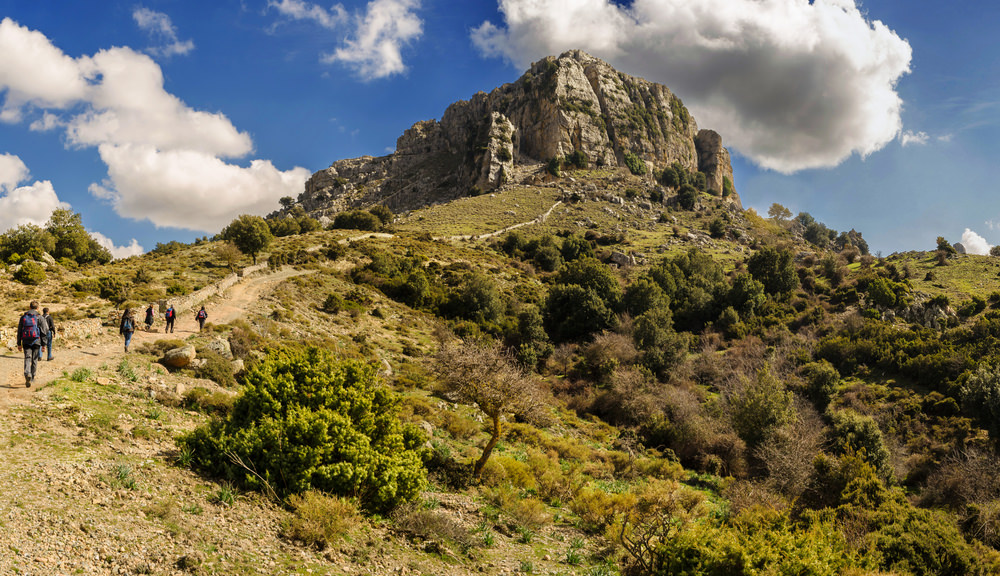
[472,0,913,173]
[962,229,993,256]
[900,130,929,147]
[0,18,309,232]
[133,7,195,57]
[324,0,422,79]
[89,230,144,260]
[269,0,347,29]
[271,0,421,80]
[95,144,310,231]
[0,153,69,231]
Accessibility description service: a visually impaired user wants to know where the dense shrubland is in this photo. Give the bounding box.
[167,194,1000,574]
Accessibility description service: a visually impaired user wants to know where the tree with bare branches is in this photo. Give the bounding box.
[434,339,544,479]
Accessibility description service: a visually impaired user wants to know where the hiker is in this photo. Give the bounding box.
[144,303,155,331]
[195,306,208,332]
[16,300,50,388]
[164,304,175,333]
[120,308,136,353]
[41,307,55,361]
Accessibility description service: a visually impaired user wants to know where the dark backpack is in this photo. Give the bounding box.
[123,317,134,332]
[20,313,39,344]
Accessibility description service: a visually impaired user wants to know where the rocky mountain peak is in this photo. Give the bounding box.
[296,50,738,220]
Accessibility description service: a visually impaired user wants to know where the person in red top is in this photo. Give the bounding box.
[196,306,208,332]
[164,304,176,333]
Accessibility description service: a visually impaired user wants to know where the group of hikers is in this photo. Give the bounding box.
[14,301,208,388]
[16,301,55,387]
[119,304,208,352]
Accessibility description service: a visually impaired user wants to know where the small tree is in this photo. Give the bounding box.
[434,339,543,479]
[221,214,272,265]
[216,242,243,272]
[768,203,792,222]
[747,246,798,297]
[727,365,795,450]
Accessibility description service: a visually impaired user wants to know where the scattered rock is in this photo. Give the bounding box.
[160,345,196,369]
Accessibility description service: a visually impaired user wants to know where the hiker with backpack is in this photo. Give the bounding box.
[120,308,136,353]
[195,306,208,332]
[164,304,175,333]
[144,304,155,331]
[41,307,55,361]
[17,301,50,387]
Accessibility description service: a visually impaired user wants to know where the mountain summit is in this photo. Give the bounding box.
[296,50,737,219]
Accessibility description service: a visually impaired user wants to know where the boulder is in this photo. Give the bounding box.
[206,337,233,359]
[160,345,196,369]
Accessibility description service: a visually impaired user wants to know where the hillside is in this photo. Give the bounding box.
[4,54,1000,576]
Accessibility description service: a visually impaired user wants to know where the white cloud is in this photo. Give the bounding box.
[325,0,422,80]
[472,0,913,173]
[96,144,310,231]
[89,230,144,260]
[0,19,310,232]
[29,112,62,132]
[133,7,195,57]
[68,47,252,156]
[0,154,69,231]
[900,130,929,146]
[269,0,347,29]
[962,228,993,256]
[0,18,88,119]
[0,152,29,192]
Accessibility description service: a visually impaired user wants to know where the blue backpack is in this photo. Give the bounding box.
[20,313,39,344]
[122,316,134,332]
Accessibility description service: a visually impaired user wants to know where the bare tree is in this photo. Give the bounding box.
[434,339,543,479]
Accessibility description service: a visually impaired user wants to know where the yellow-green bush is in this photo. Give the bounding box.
[280,491,360,549]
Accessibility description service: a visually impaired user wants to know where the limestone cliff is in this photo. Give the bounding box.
[296,50,739,219]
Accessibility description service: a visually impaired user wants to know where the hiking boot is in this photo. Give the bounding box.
[26,379,32,388]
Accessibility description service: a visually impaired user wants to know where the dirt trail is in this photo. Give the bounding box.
[0,267,310,408]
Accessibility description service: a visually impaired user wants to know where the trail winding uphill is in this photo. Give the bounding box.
[0,266,311,408]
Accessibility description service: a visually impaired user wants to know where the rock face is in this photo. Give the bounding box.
[295,50,739,220]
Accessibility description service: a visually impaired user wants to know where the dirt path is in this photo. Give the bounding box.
[0,267,310,408]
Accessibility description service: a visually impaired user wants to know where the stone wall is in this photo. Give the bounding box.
[166,262,269,313]
[1,318,104,350]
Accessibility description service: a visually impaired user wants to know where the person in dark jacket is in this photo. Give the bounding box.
[41,307,55,361]
[120,308,136,353]
[144,304,155,331]
[17,300,50,387]
[195,306,207,332]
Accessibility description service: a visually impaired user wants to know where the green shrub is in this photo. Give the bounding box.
[623,151,646,176]
[829,410,892,480]
[546,157,562,177]
[193,348,236,387]
[179,347,427,512]
[13,261,46,285]
[331,210,381,232]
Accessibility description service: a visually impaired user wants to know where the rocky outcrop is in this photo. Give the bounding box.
[295,50,739,219]
[695,130,740,208]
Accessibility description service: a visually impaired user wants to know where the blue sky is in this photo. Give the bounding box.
[0,0,995,257]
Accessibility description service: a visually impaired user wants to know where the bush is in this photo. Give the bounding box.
[13,261,46,285]
[280,491,360,549]
[623,151,646,176]
[179,348,427,512]
[193,348,236,387]
[331,210,381,232]
[829,409,892,480]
